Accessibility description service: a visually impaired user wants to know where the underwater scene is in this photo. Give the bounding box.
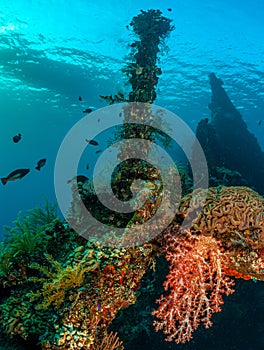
[0,0,264,349]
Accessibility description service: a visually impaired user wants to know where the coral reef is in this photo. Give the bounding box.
[2,186,264,348]
[39,244,155,349]
[109,255,168,349]
[0,202,80,347]
[0,203,156,349]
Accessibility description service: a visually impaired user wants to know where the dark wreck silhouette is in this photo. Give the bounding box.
[193,72,264,194]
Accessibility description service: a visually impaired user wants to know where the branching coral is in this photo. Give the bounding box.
[98,331,124,350]
[2,184,264,349]
[0,201,64,286]
[23,199,58,228]
[152,226,235,343]
[4,199,58,236]
[3,200,59,267]
[28,250,99,309]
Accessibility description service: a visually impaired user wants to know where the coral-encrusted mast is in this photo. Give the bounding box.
[152,226,235,343]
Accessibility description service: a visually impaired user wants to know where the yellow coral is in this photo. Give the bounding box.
[42,244,154,349]
[28,251,99,309]
[98,331,124,350]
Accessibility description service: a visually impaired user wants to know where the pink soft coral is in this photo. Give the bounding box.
[152,227,235,343]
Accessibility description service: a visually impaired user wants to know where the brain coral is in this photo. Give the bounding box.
[179,186,264,280]
[180,186,264,239]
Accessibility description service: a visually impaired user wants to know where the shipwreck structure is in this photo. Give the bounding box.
[194,72,264,194]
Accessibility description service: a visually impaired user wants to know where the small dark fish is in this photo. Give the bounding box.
[119,112,122,117]
[167,8,172,12]
[95,149,102,154]
[85,139,99,146]
[36,158,46,171]
[258,120,262,126]
[13,133,22,143]
[82,108,93,114]
[1,168,30,185]
[78,96,82,101]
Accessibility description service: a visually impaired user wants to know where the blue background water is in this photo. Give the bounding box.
[0,0,263,235]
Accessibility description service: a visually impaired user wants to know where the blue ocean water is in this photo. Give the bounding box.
[0,0,263,235]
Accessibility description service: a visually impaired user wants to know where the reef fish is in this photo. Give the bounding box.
[13,133,22,143]
[83,108,93,114]
[1,168,30,185]
[36,158,46,171]
[85,139,99,146]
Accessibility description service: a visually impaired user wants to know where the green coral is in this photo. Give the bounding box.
[0,242,11,277]
[5,224,48,262]
[0,214,50,285]
[0,200,70,283]
[2,200,58,266]
[0,292,56,340]
[25,199,58,227]
[4,199,58,236]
